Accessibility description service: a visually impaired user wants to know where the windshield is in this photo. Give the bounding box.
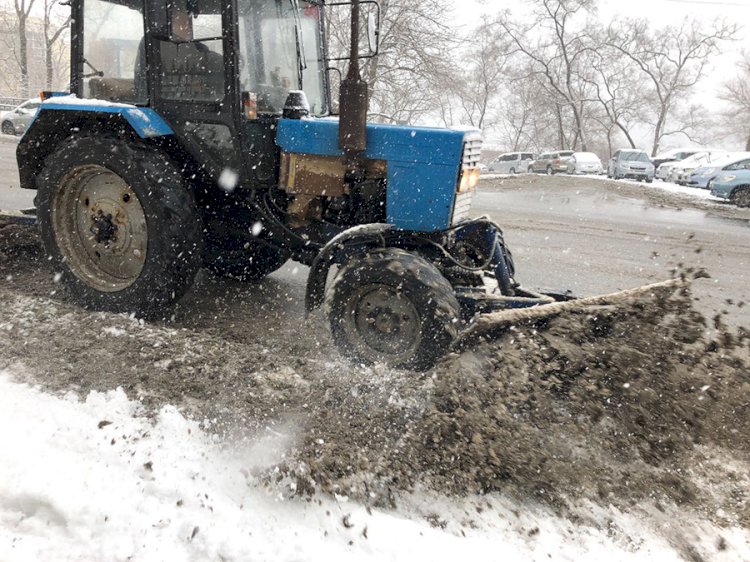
[238,0,327,116]
[621,151,650,162]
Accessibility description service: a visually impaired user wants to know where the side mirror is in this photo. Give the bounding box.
[367,11,379,54]
[326,0,380,61]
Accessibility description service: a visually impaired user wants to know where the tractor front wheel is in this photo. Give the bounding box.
[326,248,461,371]
[36,135,202,316]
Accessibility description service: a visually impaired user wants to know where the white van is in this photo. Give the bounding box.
[487,152,535,174]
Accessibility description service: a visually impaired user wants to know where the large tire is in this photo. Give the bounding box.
[326,248,462,371]
[35,135,202,316]
[1,121,15,135]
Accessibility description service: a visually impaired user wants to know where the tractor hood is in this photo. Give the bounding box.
[276,118,470,231]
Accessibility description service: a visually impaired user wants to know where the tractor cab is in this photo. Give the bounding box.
[74,0,328,185]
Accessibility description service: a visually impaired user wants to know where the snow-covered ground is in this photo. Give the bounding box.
[481,172,726,203]
[1,371,747,562]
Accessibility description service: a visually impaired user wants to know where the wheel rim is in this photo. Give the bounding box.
[1,122,13,134]
[342,284,422,364]
[52,165,148,292]
[546,167,552,175]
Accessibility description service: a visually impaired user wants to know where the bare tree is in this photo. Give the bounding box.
[499,0,597,151]
[607,19,738,156]
[10,0,37,96]
[453,20,513,130]
[586,34,645,150]
[326,0,456,124]
[720,51,750,150]
[43,0,70,89]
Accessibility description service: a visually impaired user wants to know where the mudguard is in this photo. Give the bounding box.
[17,96,173,191]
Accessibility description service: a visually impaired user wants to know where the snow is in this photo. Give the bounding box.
[218,168,239,193]
[480,172,726,202]
[40,95,136,110]
[1,371,747,561]
[625,178,722,200]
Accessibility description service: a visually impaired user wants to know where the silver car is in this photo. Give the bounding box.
[1,98,42,136]
[567,152,604,175]
[607,149,655,182]
[486,151,535,174]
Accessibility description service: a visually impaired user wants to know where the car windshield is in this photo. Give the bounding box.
[238,0,327,116]
[621,151,650,162]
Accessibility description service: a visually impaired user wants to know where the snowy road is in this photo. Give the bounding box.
[476,175,750,327]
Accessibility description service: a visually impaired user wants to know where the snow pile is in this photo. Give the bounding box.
[2,372,729,562]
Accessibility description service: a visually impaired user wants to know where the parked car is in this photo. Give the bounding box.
[651,148,699,170]
[567,152,604,175]
[687,153,750,189]
[668,151,731,185]
[711,169,750,207]
[486,152,535,174]
[0,98,41,135]
[607,149,655,182]
[528,151,574,174]
[655,160,680,181]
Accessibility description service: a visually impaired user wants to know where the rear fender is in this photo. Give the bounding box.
[17,105,173,190]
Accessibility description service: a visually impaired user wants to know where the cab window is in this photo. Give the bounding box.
[83,0,145,103]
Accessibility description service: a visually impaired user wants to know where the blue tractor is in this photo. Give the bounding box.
[12,0,559,369]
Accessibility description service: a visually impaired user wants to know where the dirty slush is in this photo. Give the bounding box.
[1,224,748,528]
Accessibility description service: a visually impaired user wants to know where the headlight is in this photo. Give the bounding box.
[459,167,481,193]
[719,175,736,182]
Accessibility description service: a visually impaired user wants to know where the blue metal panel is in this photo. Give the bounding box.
[276,119,465,231]
[33,99,174,138]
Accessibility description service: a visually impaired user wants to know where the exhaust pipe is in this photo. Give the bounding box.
[338,0,368,157]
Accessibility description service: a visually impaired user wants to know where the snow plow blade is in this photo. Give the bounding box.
[0,209,37,227]
[462,279,684,341]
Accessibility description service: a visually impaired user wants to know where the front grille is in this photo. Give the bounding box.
[461,130,483,168]
[453,191,474,223]
[452,129,483,224]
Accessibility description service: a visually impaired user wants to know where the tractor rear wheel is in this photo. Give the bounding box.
[326,248,461,371]
[35,135,202,316]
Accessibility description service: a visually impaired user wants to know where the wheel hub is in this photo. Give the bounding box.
[52,165,148,292]
[351,286,421,357]
[91,210,118,245]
